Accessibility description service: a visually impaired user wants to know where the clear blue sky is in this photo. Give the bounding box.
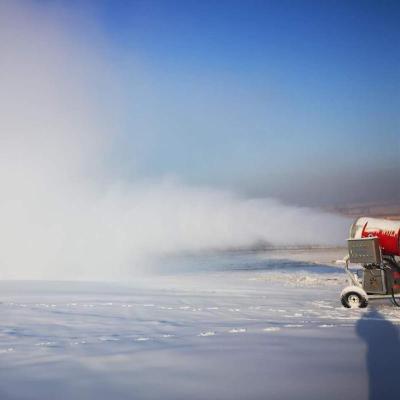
[43,0,400,205]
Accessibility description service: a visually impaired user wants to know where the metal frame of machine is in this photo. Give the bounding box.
[341,236,400,308]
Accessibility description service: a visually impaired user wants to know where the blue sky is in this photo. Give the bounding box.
[38,0,400,205]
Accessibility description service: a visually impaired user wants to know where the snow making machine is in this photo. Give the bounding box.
[341,217,400,308]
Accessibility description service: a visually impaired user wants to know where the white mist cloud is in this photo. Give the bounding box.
[0,1,348,280]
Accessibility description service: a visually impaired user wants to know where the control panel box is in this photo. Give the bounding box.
[348,237,382,264]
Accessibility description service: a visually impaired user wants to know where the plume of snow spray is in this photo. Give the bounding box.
[0,1,348,280]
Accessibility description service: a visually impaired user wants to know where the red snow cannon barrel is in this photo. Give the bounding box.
[350,217,400,256]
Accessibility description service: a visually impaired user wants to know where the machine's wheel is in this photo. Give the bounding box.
[340,286,368,308]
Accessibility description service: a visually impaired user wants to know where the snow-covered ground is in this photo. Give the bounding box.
[1,248,399,399]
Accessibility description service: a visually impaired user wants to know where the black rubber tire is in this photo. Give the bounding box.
[341,291,368,308]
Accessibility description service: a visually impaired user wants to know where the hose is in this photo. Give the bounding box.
[391,288,400,307]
